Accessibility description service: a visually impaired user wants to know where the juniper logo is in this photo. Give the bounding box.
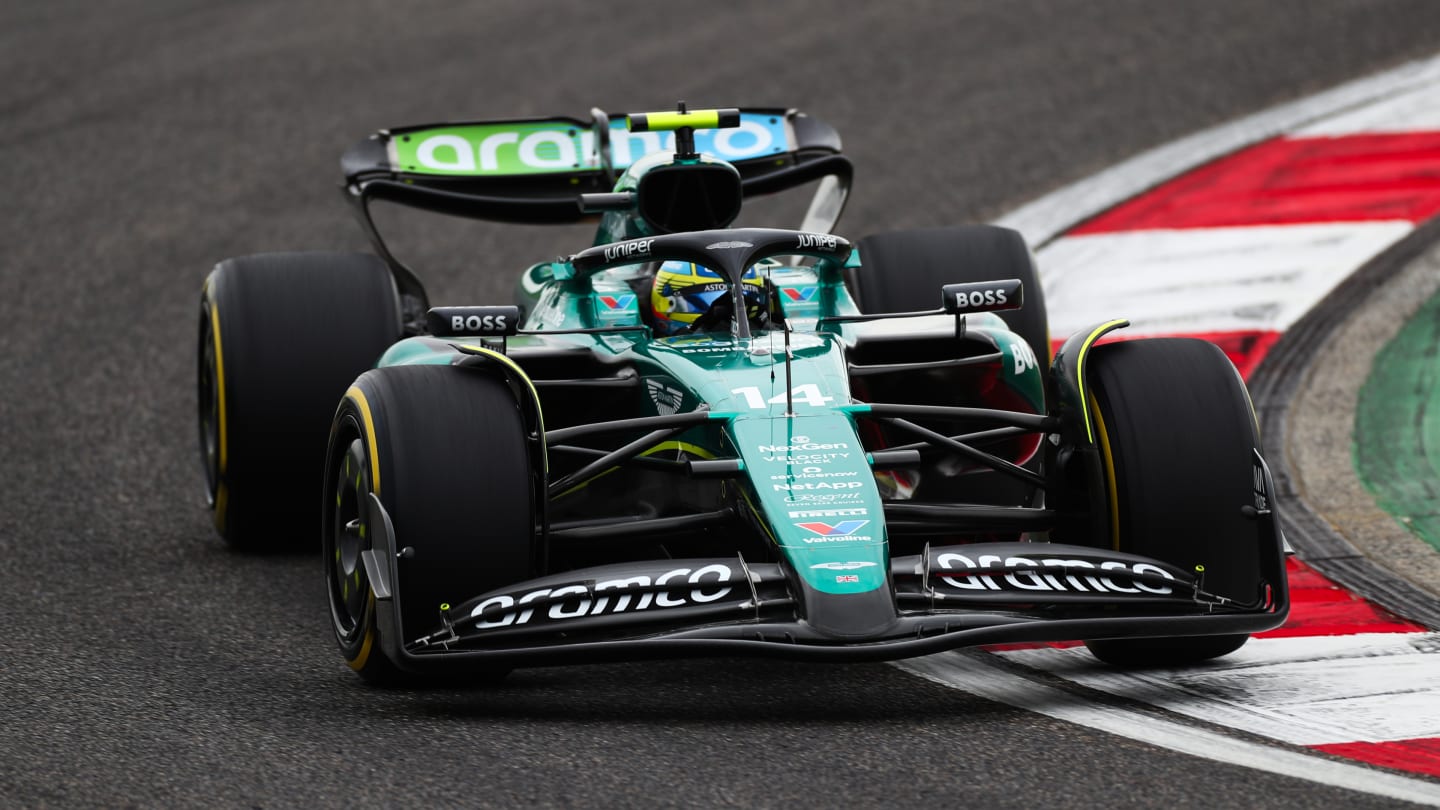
[603,239,653,262]
[795,233,838,250]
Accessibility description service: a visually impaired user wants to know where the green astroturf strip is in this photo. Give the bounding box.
[1355,288,1440,553]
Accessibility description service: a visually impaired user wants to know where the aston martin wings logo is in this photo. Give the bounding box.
[809,561,878,571]
[646,379,684,416]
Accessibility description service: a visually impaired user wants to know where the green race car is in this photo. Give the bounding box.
[197,106,1288,683]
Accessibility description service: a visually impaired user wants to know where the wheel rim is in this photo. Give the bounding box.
[197,303,221,502]
[328,437,372,642]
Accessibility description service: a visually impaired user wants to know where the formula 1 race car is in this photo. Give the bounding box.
[197,105,1289,683]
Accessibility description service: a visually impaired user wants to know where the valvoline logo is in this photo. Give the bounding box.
[794,520,869,536]
[781,286,818,303]
[599,294,636,310]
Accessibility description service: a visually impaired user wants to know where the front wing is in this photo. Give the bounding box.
[361,493,1289,673]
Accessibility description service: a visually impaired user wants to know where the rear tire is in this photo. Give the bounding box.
[198,252,402,550]
[324,365,538,684]
[853,225,1049,372]
[1082,339,1262,666]
[854,226,1049,511]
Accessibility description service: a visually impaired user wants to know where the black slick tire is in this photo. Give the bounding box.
[325,365,538,685]
[853,225,1049,373]
[1082,338,1262,667]
[197,252,402,550]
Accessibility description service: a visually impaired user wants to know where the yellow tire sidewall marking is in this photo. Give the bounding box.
[207,289,230,530]
[1088,390,1121,551]
[341,388,381,670]
[1075,319,1128,444]
[345,385,381,497]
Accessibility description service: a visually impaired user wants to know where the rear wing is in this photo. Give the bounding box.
[341,107,850,225]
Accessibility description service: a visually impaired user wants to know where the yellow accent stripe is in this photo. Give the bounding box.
[630,110,722,131]
[457,344,547,472]
[1089,390,1121,551]
[348,595,376,671]
[738,487,778,545]
[208,295,228,474]
[1075,319,1129,443]
[346,386,381,496]
[642,441,716,460]
[554,441,718,499]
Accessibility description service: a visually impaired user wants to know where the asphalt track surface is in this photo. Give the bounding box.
[7,1,1440,807]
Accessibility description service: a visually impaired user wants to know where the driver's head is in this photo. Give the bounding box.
[650,260,766,335]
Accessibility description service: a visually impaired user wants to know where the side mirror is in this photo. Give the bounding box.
[942,279,1023,315]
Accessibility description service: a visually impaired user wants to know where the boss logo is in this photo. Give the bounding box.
[941,279,1023,314]
[454,314,508,331]
[427,306,521,337]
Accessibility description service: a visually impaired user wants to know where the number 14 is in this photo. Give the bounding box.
[730,384,834,409]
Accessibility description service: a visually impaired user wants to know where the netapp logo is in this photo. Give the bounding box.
[773,481,864,491]
[470,564,734,629]
[934,553,1175,594]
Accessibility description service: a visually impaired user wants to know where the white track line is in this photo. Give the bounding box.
[997,634,1440,746]
[1293,78,1440,136]
[1040,222,1413,337]
[899,655,1440,805]
[996,53,1440,247]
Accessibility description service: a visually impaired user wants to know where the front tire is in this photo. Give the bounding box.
[199,252,402,550]
[324,365,539,684]
[1082,339,1263,666]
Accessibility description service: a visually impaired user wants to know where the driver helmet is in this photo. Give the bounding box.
[650,260,766,335]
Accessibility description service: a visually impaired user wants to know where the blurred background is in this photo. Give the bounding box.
[6,1,1440,805]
